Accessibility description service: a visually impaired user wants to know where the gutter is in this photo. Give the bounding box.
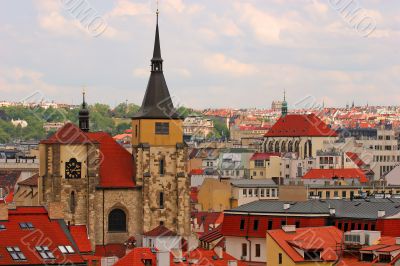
[245,212,252,262]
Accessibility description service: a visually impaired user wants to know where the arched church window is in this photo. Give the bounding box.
[108,209,126,232]
[70,191,76,213]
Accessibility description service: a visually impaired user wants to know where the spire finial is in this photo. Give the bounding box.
[156,0,159,23]
[82,87,87,108]
[283,89,286,101]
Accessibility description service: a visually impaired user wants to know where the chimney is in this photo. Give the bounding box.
[329,208,336,216]
[214,246,223,259]
[48,202,64,220]
[228,261,238,266]
[282,225,296,233]
[157,251,170,266]
[0,203,8,221]
[378,210,386,218]
[283,203,291,210]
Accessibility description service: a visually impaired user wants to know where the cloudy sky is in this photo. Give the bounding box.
[0,0,399,108]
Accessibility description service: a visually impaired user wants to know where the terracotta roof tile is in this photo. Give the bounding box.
[70,225,92,253]
[303,168,368,183]
[17,174,38,187]
[265,114,338,137]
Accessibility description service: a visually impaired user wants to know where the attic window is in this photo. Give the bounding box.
[7,247,26,261]
[19,222,34,229]
[58,245,75,254]
[0,224,5,230]
[35,246,55,259]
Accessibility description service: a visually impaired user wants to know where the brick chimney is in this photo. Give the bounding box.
[48,202,64,220]
[0,203,8,221]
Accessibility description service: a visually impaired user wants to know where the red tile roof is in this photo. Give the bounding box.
[4,191,13,203]
[41,123,135,188]
[199,226,223,243]
[143,225,177,237]
[267,226,342,263]
[346,152,366,168]
[0,206,85,265]
[250,152,280,161]
[192,212,224,235]
[114,248,247,266]
[265,114,338,137]
[94,244,126,258]
[70,225,92,253]
[303,168,368,183]
[17,174,38,187]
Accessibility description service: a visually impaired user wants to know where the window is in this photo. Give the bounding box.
[240,219,245,230]
[279,253,283,264]
[255,160,264,167]
[281,220,286,226]
[357,224,362,230]
[342,191,347,198]
[249,189,253,197]
[35,246,55,259]
[271,189,276,197]
[243,189,247,197]
[305,251,320,260]
[108,209,126,232]
[295,221,300,228]
[135,125,138,137]
[159,159,165,175]
[155,122,169,135]
[334,191,338,197]
[364,224,368,230]
[0,224,5,230]
[255,189,259,197]
[253,220,259,231]
[70,191,76,213]
[7,247,26,261]
[337,223,342,230]
[371,224,376,231]
[351,223,355,230]
[159,192,164,209]
[261,189,265,197]
[255,244,261,257]
[326,191,330,199]
[241,243,247,257]
[343,223,348,232]
[268,220,273,230]
[58,245,75,254]
[19,222,34,229]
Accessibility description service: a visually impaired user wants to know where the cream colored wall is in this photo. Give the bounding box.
[266,233,333,266]
[132,119,183,146]
[197,178,231,211]
[250,156,282,179]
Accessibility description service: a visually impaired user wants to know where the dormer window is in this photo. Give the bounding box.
[19,222,34,230]
[36,246,55,259]
[7,247,26,260]
[0,224,5,230]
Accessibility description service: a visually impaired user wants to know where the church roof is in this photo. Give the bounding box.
[132,15,181,120]
[41,123,135,188]
[265,113,338,137]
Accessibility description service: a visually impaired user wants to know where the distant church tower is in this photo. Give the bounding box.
[281,90,288,116]
[79,90,89,132]
[131,11,190,236]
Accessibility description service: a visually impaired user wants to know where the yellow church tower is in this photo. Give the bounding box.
[131,11,190,237]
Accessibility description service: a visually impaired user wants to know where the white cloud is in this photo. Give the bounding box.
[132,67,149,78]
[107,0,151,17]
[203,53,257,76]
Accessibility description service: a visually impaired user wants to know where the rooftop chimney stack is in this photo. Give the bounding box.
[214,246,223,259]
[329,208,336,216]
[378,210,386,218]
[283,203,291,210]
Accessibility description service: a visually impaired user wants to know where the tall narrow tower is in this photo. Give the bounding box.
[131,11,190,236]
[281,90,288,117]
[79,90,90,132]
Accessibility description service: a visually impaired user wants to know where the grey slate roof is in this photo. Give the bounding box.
[231,179,278,188]
[225,198,400,219]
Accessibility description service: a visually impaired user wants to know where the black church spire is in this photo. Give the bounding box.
[132,9,181,120]
[79,90,89,132]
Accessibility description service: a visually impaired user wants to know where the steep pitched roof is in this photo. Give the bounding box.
[70,225,92,253]
[132,15,181,120]
[17,173,38,187]
[143,225,177,237]
[346,152,367,168]
[303,168,368,183]
[41,123,135,188]
[0,207,85,265]
[265,113,338,137]
[267,226,342,263]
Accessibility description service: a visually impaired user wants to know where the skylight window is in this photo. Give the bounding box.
[58,245,75,254]
[35,246,55,259]
[19,222,34,229]
[0,224,6,230]
[6,247,26,260]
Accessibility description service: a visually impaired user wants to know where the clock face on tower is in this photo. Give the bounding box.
[65,158,82,179]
